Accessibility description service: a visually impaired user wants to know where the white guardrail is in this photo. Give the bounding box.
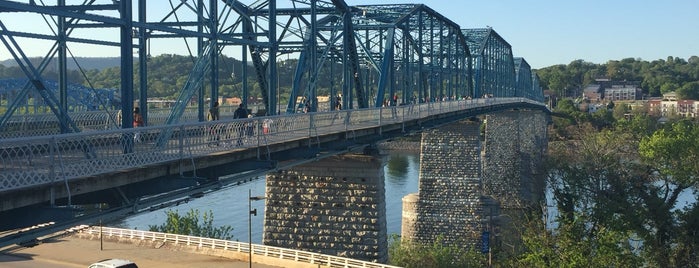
[81,225,402,268]
[0,98,541,192]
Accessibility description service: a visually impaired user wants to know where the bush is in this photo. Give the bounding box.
[148,208,234,240]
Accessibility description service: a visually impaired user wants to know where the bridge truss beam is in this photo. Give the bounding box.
[462,28,516,99]
[0,1,541,133]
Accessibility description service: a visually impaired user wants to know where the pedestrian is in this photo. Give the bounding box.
[209,101,220,121]
[133,107,144,143]
[208,102,221,146]
[263,118,272,134]
[233,104,248,146]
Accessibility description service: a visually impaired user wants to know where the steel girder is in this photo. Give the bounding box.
[0,0,263,133]
[514,57,543,102]
[344,4,471,106]
[514,57,532,99]
[532,73,543,103]
[462,28,516,99]
[1,0,538,131]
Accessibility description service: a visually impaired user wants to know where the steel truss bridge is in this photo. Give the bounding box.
[0,0,542,138]
[0,0,547,247]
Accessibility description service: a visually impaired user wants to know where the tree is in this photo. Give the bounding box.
[388,235,486,268]
[676,81,699,100]
[148,209,234,240]
[544,118,699,267]
[509,212,642,268]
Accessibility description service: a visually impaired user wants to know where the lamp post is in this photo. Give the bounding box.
[248,189,265,268]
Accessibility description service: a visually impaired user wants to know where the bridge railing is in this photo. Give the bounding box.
[0,98,541,192]
[80,225,401,268]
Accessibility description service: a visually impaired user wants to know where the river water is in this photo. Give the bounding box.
[114,152,421,243]
[114,150,697,244]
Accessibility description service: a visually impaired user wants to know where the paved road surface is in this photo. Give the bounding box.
[0,235,281,268]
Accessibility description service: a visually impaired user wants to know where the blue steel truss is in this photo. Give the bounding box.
[0,0,542,136]
[514,57,532,99]
[462,28,516,99]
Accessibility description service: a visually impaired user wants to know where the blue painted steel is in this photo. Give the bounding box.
[120,0,134,133]
[0,21,79,133]
[463,28,515,98]
[0,0,544,136]
[376,28,395,107]
[514,57,532,99]
[138,0,148,126]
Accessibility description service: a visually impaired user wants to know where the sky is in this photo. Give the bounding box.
[0,0,697,69]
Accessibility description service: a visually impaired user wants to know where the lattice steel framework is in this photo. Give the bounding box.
[514,57,543,102]
[462,28,515,98]
[531,73,543,103]
[347,4,472,107]
[0,0,271,132]
[513,57,532,98]
[0,1,537,135]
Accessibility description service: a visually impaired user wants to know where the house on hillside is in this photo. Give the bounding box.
[582,84,602,102]
[583,79,642,102]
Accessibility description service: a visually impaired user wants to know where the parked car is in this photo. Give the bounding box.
[88,259,138,268]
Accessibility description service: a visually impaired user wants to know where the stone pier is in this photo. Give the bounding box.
[263,154,388,263]
[482,110,548,209]
[482,110,548,254]
[402,119,485,247]
[401,110,549,253]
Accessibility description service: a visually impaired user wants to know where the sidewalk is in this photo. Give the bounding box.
[1,235,280,268]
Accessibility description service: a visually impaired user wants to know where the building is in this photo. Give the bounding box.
[582,79,642,102]
[582,84,603,102]
[603,85,642,101]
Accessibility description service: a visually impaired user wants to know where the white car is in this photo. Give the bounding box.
[88,259,139,268]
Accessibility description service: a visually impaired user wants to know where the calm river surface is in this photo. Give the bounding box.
[113,150,697,244]
[115,152,420,243]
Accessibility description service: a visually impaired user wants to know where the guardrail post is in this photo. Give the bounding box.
[49,137,56,206]
[378,107,382,136]
[344,110,350,139]
[401,106,405,133]
[256,118,261,160]
[178,125,185,159]
[308,113,314,148]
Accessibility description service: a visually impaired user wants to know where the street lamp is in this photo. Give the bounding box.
[248,189,265,268]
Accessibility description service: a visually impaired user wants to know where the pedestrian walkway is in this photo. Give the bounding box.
[0,234,281,268]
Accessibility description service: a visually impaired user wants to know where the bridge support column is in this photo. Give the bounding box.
[483,110,547,209]
[263,154,387,263]
[403,119,485,248]
[482,110,548,255]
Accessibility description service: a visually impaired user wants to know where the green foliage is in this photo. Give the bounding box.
[677,81,699,100]
[388,235,486,268]
[639,120,699,187]
[545,117,699,267]
[509,214,642,268]
[536,56,699,98]
[148,209,234,240]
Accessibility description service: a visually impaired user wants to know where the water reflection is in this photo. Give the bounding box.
[385,152,412,180]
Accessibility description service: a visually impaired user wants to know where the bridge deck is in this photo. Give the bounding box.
[0,98,544,211]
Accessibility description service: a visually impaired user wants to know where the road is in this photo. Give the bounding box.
[0,235,281,268]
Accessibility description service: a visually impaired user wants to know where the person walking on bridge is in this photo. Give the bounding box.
[208,101,221,146]
[233,103,248,146]
[133,107,144,143]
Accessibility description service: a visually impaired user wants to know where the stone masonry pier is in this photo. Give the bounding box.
[263,154,388,263]
[402,110,548,252]
[402,119,485,247]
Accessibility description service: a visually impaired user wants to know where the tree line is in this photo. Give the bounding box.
[536,56,699,100]
[0,54,339,103]
[3,55,697,102]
